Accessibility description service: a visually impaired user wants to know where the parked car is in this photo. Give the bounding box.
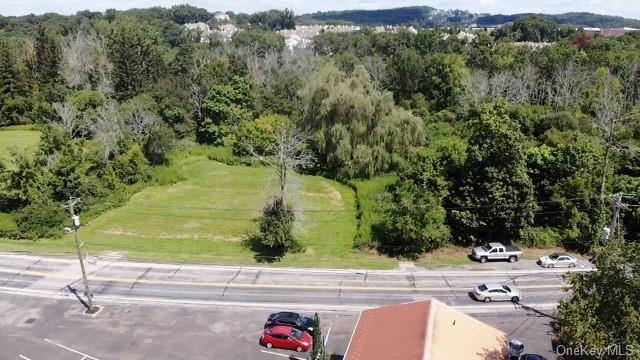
[265,312,314,333]
[537,253,577,268]
[471,242,523,263]
[472,283,521,303]
[260,325,313,352]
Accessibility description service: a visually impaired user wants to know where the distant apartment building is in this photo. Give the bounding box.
[278,25,417,50]
[214,12,230,22]
[584,27,640,37]
[183,22,238,43]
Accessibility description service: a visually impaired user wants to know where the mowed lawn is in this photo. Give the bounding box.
[0,155,395,269]
[0,127,41,169]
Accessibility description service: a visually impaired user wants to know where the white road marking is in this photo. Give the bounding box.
[260,350,306,360]
[0,285,560,313]
[0,266,570,292]
[19,355,32,360]
[323,324,332,347]
[0,253,595,276]
[43,338,101,360]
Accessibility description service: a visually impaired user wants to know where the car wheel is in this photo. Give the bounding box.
[296,347,303,352]
[484,297,491,303]
[550,264,555,268]
[511,296,520,303]
[266,343,273,349]
[509,256,517,263]
[480,256,488,263]
[569,263,576,268]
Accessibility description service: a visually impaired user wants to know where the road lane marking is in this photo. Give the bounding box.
[260,350,306,359]
[324,324,332,347]
[19,355,32,360]
[43,338,101,360]
[0,267,568,292]
[0,285,560,313]
[0,253,596,276]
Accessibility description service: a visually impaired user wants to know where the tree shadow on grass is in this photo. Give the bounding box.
[243,233,287,263]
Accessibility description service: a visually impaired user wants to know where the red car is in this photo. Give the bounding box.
[260,325,313,352]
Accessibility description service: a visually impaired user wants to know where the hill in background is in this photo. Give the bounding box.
[298,6,640,28]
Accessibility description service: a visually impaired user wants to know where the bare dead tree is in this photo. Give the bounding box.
[363,55,387,89]
[62,32,94,89]
[62,31,112,93]
[620,57,640,108]
[596,76,625,197]
[465,70,490,106]
[245,124,314,205]
[52,101,85,139]
[91,101,124,163]
[125,107,159,144]
[552,62,589,110]
[513,63,539,104]
[187,52,211,123]
[489,71,512,100]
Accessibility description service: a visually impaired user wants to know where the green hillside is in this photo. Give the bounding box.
[0,126,41,169]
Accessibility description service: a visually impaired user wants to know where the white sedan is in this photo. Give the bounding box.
[538,253,577,268]
[472,283,521,303]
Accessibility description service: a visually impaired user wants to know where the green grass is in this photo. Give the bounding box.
[0,212,17,233]
[0,126,41,169]
[349,175,396,248]
[0,151,396,269]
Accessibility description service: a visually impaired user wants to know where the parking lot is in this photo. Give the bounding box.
[0,294,357,360]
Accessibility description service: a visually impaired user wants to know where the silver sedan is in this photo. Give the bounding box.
[538,253,577,268]
[472,283,521,303]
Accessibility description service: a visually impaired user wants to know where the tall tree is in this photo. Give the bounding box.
[556,242,640,360]
[0,36,27,125]
[32,23,62,85]
[198,76,254,144]
[106,16,163,100]
[450,102,535,244]
[301,64,424,178]
[381,148,451,255]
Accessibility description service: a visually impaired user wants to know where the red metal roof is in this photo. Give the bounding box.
[344,300,432,360]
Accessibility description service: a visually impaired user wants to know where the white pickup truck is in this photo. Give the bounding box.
[471,242,523,263]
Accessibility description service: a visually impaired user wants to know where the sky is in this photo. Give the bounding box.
[1,0,639,19]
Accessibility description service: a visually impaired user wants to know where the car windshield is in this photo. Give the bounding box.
[290,328,303,340]
[478,284,488,291]
[549,254,559,260]
[295,315,306,326]
[482,244,492,251]
[503,285,511,292]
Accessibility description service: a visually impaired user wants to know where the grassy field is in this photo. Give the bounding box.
[0,152,397,269]
[0,126,41,169]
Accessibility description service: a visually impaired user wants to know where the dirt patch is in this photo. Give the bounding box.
[101,229,244,242]
[301,182,344,209]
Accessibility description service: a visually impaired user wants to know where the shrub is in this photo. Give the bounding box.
[112,144,151,185]
[15,200,67,239]
[144,123,176,165]
[233,114,288,157]
[257,198,296,253]
[519,226,560,248]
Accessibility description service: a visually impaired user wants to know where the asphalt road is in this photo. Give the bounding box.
[0,292,558,360]
[0,252,594,313]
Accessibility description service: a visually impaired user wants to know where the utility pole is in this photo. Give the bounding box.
[65,197,94,312]
[608,193,626,242]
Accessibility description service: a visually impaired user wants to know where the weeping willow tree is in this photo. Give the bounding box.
[301,64,424,178]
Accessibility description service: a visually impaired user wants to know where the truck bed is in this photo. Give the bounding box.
[505,245,521,252]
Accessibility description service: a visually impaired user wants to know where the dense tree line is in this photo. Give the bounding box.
[1,10,640,254]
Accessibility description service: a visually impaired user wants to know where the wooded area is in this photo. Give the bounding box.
[0,6,639,255]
